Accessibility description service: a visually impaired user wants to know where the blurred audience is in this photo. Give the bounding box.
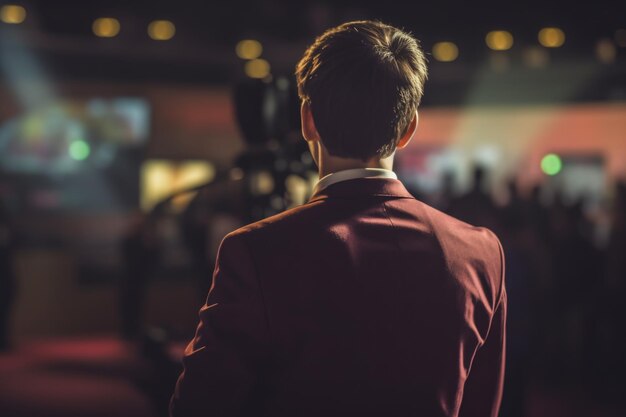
[448,166,500,231]
[441,169,626,415]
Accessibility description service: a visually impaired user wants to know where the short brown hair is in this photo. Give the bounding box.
[296,20,428,161]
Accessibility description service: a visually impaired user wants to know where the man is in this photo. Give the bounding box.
[171,20,506,417]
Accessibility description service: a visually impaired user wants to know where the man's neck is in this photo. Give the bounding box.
[318,154,394,179]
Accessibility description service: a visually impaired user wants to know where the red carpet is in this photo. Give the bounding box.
[0,337,158,417]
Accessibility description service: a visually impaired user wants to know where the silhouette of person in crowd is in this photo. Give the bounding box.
[448,165,499,231]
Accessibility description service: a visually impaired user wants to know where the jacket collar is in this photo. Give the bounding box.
[313,168,397,195]
[308,177,415,203]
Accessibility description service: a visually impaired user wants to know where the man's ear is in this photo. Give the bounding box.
[301,101,320,143]
[397,110,418,149]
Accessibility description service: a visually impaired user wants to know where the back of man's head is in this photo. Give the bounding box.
[296,20,428,161]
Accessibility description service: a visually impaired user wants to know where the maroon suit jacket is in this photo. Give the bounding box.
[170,177,506,417]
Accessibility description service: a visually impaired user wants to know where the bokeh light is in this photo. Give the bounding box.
[236,40,263,60]
[69,140,91,161]
[148,20,175,41]
[596,39,617,64]
[0,4,26,24]
[251,170,274,195]
[245,58,270,78]
[486,31,514,51]
[541,153,563,176]
[432,42,459,62]
[538,27,565,48]
[141,160,216,211]
[92,18,120,38]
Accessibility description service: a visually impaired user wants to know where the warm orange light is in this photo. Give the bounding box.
[432,42,459,62]
[141,160,215,211]
[148,20,175,41]
[538,27,565,48]
[486,31,513,51]
[0,4,26,24]
[250,170,274,195]
[236,40,263,60]
[245,59,271,78]
[92,18,120,38]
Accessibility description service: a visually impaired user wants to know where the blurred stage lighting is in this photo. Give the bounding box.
[236,40,263,60]
[538,27,565,48]
[148,20,175,41]
[285,174,309,207]
[485,31,513,51]
[0,4,26,24]
[93,18,120,38]
[432,42,459,62]
[250,170,274,195]
[141,160,215,211]
[596,39,617,64]
[245,58,270,79]
[615,29,626,48]
[541,153,562,176]
[69,140,91,161]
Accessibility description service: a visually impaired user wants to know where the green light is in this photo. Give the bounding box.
[69,140,90,161]
[541,153,562,176]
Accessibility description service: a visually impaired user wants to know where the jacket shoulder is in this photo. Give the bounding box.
[421,203,505,306]
[223,200,325,242]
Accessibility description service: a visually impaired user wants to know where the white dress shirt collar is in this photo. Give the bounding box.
[313,168,397,194]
